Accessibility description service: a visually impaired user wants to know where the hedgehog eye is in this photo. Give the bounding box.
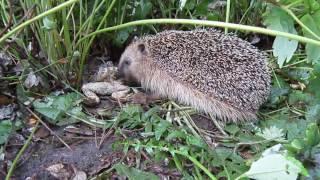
[137,43,146,54]
[124,60,131,66]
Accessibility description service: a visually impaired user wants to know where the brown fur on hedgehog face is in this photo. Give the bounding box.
[118,42,149,85]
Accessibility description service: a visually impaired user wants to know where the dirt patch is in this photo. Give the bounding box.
[10,132,117,179]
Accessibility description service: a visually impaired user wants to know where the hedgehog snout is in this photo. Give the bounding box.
[117,58,128,77]
[116,62,140,86]
[117,64,125,79]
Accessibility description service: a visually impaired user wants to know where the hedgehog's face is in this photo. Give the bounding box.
[118,42,148,85]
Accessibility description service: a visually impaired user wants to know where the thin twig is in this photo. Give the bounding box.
[26,107,72,151]
[160,107,193,113]
[98,121,117,149]
[233,138,288,153]
[209,114,228,136]
[141,150,151,161]
[5,121,39,180]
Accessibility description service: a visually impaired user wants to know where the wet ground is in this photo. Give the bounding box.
[12,136,116,179]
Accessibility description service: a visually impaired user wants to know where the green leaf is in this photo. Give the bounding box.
[142,106,160,122]
[305,104,320,122]
[114,28,133,47]
[123,105,143,117]
[195,0,211,15]
[213,148,247,179]
[256,126,285,141]
[261,109,309,141]
[177,146,189,156]
[304,123,320,147]
[306,44,320,63]
[286,123,320,156]
[303,0,320,14]
[165,130,186,141]
[184,0,196,10]
[172,153,183,171]
[300,11,320,64]
[134,0,153,19]
[186,135,206,148]
[207,12,221,21]
[42,17,56,31]
[154,120,171,140]
[287,69,311,82]
[0,120,12,145]
[263,6,298,67]
[114,163,159,180]
[32,93,82,125]
[290,139,304,151]
[57,107,85,126]
[272,36,298,67]
[306,75,320,99]
[16,84,30,104]
[244,154,301,180]
[288,90,313,105]
[286,156,309,176]
[33,107,62,122]
[285,120,308,141]
[224,124,240,135]
[267,86,289,105]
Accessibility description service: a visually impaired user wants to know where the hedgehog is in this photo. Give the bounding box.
[117,29,271,122]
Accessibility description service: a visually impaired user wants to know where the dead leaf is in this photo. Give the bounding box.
[34,126,50,139]
[24,72,41,89]
[64,125,93,136]
[290,82,306,91]
[0,95,13,105]
[0,52,13,70]
[89,151,123,175]
[28,117,38,126]
[0,104,16,120]
[46,163,72,180]
[13,62,23,75]
[72,170,87,180]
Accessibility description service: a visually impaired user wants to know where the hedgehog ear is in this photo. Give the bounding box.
[137,43,147,55]
[133,36,138,41]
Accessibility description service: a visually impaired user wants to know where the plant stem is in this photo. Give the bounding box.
[0,0,79,44]
[5,121,40,180]
[225,0,231,34]
[77,0,118,87]
[129,144,217,180]
[281,5,320,40]
[180,151,216,180]
[285,0,303,9]
[78,19,320,47]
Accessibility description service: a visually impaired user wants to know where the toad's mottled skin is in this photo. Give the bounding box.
[118,29,271,122]
[82,62,129,105]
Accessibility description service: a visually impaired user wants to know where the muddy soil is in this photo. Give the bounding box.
[8,131,116,179]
